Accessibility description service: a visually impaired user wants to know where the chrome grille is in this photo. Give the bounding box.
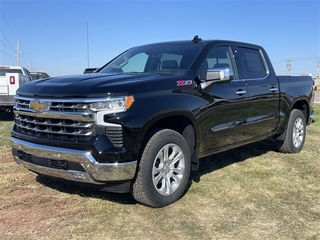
[14,97,94,142]
[15,98,91,112]
[50,102,90,112]
[13,96,124,147]
[15,99,29,109]
[15,114,94,141]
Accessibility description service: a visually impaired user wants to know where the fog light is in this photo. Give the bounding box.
[71,172,87,181]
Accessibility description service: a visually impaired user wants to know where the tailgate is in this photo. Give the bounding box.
[0,76,7,94]
[0,73,20,95]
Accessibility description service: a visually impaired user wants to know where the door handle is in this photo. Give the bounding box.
[270,87,278,92]
[236,90,247,95]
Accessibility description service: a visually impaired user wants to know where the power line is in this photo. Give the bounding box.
[1,11,31,68]
[0,9,19,41]
[0,48,15,58]
[0,39,15,52]
[0,27,15,51]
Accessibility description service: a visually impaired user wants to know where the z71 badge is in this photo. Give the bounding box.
[177,80,192,86]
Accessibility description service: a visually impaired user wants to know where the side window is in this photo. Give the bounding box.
[0,69,23,76]
[200,46,235,80]
[235,47,267,79]
[160,54,182,69]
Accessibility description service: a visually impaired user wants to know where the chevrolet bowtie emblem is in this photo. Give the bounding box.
[29,101,47,111]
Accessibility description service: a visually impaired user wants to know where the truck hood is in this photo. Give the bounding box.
[16,73,164,98]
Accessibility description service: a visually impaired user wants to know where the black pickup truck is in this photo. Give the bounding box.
[10,36,314,207]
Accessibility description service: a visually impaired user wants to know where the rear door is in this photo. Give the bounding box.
[232,46,279,137]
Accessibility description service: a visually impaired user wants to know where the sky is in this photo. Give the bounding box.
[0,0,319,77]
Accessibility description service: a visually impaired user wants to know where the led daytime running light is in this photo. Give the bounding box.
[89,95,134,112]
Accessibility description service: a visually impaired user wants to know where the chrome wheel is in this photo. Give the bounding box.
[292,117,304,148]
[152,143,185,196]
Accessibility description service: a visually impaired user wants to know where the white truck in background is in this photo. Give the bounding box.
[0,66,33,113]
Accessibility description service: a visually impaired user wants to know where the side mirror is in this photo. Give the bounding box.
[206,67,233,81]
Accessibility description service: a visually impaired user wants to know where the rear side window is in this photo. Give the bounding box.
[0,69,23,76]
[235,47,267,79]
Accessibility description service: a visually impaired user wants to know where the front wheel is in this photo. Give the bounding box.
[277,109,306,153]
[131,129,191,208]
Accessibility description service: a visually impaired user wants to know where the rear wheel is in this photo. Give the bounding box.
[131,129,191,208]
[277,109,306,153]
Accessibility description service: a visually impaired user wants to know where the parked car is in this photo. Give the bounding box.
[30,72,50,80]
[0,66,33,113]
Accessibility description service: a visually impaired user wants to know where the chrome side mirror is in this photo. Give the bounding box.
[206,67,233,81]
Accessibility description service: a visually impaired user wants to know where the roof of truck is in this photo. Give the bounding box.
[0,66,26,69]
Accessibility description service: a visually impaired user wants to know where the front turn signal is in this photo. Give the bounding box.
[125,95,134,109]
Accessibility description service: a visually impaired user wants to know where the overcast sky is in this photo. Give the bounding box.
[1,0,319,77]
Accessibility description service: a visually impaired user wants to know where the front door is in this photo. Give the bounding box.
[197,46,250,156]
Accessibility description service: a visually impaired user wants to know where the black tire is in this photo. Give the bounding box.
[131,129,191,208]
[277,109,306,153]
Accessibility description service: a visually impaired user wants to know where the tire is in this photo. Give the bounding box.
[131,129,191,208]
[277,109,306,153]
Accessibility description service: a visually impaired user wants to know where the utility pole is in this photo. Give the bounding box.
[318,58,320,77]
[15,41,21,66]
[30,61,33,72]
[87,22,90,68]
[286,60,291,75]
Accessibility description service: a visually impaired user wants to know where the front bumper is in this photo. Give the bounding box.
[11,137,137,185]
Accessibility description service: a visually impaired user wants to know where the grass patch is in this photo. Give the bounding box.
[0,106,319,239]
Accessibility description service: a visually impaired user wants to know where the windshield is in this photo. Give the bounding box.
[99,43,203,75]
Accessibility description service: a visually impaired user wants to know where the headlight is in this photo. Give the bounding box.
[90,95,134,113]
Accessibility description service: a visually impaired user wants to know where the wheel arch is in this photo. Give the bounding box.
[137,111,199,170]
[291,99,309,124]
[276,99,309,141]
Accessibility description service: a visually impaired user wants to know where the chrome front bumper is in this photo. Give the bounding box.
[11,137,137,184]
